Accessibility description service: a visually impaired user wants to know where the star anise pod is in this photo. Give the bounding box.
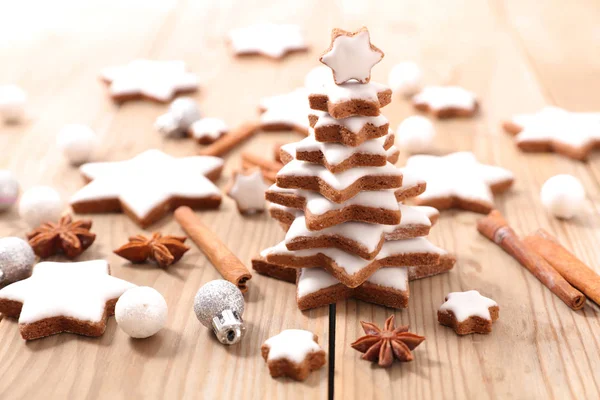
[27,215,96,259]
[113,233,190,268]
[350,315,425,367]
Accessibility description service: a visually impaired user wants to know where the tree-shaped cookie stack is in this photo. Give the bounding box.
[257,27,455,310]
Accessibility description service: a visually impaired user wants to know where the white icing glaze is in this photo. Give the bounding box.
[189,118,228,141]
[0,260,135,325]
[312,79,390,104]
[228,24,307,59]
[70,149,223,220]
[413,86,477,111]
[101,60,198,102]
[404,152,513,206]
[398,204,433,226]
[259,88,311,131]
[320,28,383,84]
[263,329,322,363]
[366,267,408,291]
[439,290,497,322]
[304,66,332,90]
[277,160,402,191]
[511,106,600,147]
[312,112,388,134]
[228,170,269,212]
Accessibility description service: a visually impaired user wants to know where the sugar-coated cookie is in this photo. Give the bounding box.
[438,290,499,335]
[226,169,269,215]
[0,260,135,340]
[189,118,229,144]
[540,174,585,219]
[228,24,308,60]
[308,111,389,147]
[70,149,223,228]
[261,329,326,381]
[413,86,478,119]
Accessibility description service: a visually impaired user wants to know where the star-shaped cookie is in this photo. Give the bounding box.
[0,260,135,340]
[189,118,229,144]
[226,169,269,215]
[100,60,198,103]
[503,106,600,160]
[258,88,311,134]
[320,27,383,84]
[404,152,514,213]
[438,290,499,335]
[413,86,478,118]
[70,149,223,227]
[261,329,326,381]
[228,24,308,60]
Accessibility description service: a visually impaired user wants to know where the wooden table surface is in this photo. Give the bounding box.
[1,0,600,399]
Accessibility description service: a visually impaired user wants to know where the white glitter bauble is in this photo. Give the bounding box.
[56,124,98,165]
[0,84,27,123]
[0,170,19,211]
[388,62,422,97]
[18,186,63,227]
[0,237,35,288]
[155,97,201,138]
[304,66,332,90]
[396,115,436,153]
[115,286,168,339]
[540,174,585,219]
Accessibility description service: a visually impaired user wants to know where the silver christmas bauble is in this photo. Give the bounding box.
[0,170,19,211]
[0,237,35,288]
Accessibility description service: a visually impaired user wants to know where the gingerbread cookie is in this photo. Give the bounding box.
[189,118,229,144]
[70,149,223,227]
[261,329,326,381]
[308,112,389,146]
[438,290,499,335]
[226,169,269,215]
[252,253,297,283]
[258,88,311,134]
[280,129,396,173]
[309,80,392,119]
[276,160,403,203]
[503,106,600,160]
[320,27,383,85]
[404,152,514,214]
[228,24,308,60]
[413,86,478,119]
[0,260,135,340]
[264,237,446,288]
[100,60,198,103]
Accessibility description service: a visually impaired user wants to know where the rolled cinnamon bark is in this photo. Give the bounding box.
[524,229,600,306]
[241,151,283,173]
[477,210,585,310]
[198,121,261,157]
[174,206,252,292]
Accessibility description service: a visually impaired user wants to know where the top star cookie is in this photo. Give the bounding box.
[228,24,308,60]
[320,27,384,85]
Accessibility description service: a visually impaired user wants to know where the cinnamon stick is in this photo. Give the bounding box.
[198,121,261,157]
[240,161,277,183]
[174,206,252,292]
[524,229,600,306]
[241,151,283,172]
[477,210,585,310]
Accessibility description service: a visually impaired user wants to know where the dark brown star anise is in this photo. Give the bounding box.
[350,315,425,367]
[113,233,190,268]
[27,215,96,259]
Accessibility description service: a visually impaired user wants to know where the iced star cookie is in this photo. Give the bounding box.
[280,129,396,173]
[413,86,478,119]
[404,152,514,213]
[189,118,229,145]
[228,24,308,60]
[258,88,312,135]
[438,290,499,335]
[226,169,269,215]
[307,111,389,146]
[275,160,403,203]
[70,149,223,227]
[320,27,383,84]
[0,260,135,340]
[264,237,446,288]
[261,329,326,381]
[502,106,600,160]
[100,60,198,103]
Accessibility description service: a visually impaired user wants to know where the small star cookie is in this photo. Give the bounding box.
[228,24,308,60]
[100,60,198,103]
[261,329,326,381]
[226,169,269,215]
[320,27,384,85]
[503,106,600,161]
[258,88,312,134]
[189,118,229,144]
[0,260,135,340]
[404,152,514,214]
[438,290,499,335]
[413,86,478,119]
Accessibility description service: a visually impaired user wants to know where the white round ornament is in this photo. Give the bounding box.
[540,174,585,219]
[0,170,19,211]
[18,186,63,227]
[396,115,436,153]
[56,124,98,165]
[388,62,422,97]
[0,84,27,123]
[115,286,168,339]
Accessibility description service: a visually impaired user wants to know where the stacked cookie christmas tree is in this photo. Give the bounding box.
[257,27,455,310]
